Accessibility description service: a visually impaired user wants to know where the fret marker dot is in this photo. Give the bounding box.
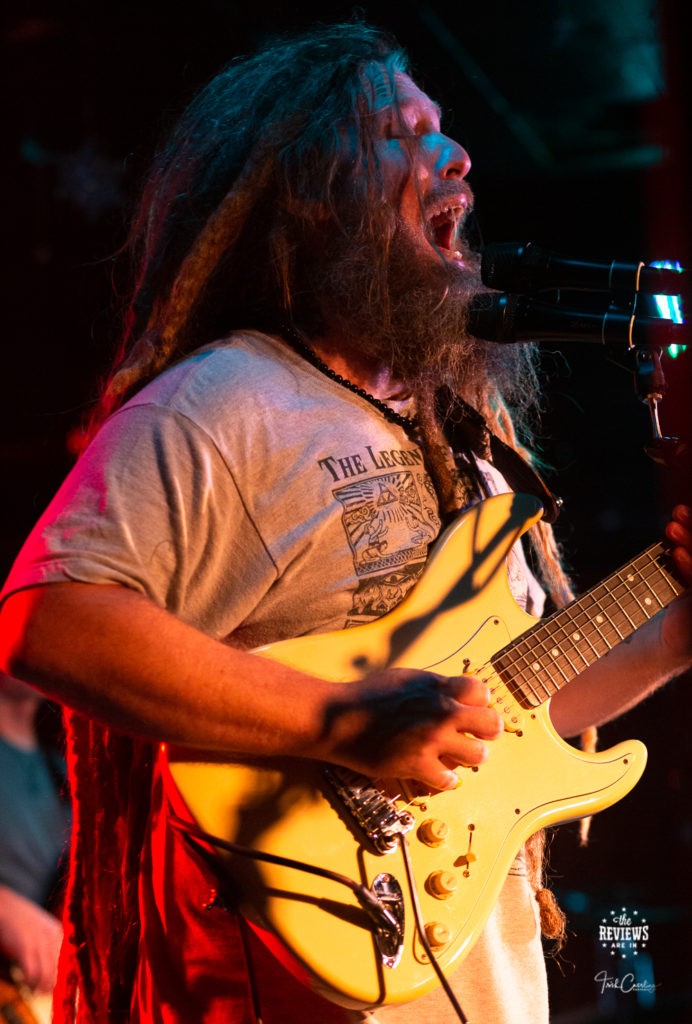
[627,574,634,583]
[644,597,652,606]
[551,648,559,658]
[532,662,540,672]
[596,614,604,624]
[572,632,581,641]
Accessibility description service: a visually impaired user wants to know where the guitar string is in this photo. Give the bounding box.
[500,550,678,702]
[482,664,527,720]
[465,536,678,709]
[563,614,600,663]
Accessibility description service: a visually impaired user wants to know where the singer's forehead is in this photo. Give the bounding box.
[365,67,442,124]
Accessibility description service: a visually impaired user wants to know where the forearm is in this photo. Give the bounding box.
[0,581,502,789]
[0,582,340,760]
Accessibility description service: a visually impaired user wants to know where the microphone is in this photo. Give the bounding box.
[468,292,690,347]
[481,242,687,296]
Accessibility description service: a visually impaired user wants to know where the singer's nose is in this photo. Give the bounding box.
[438,138,471,180]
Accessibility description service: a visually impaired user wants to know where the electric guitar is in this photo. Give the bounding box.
[168,492,683,1009]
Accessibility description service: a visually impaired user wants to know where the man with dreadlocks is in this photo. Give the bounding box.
[1,21,691,1024]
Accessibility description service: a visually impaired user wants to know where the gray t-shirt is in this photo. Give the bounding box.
[1,330,548,1022]
[3,332,543,634]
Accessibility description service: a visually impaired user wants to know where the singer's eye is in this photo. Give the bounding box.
[387,131,418,142]
[385,126,436,144]
[382,114,412,140]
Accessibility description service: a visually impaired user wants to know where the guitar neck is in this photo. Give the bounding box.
[493,542,684,707]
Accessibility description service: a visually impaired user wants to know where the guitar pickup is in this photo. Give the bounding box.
[502,712,524,733]
[488,687,523,733]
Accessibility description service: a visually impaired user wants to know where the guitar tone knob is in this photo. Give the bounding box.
[425,921,451,949]
[427,870,458,898]
[418,818,450,847]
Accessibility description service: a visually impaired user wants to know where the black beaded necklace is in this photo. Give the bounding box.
[282,326,561,522]
[284,326,419,437]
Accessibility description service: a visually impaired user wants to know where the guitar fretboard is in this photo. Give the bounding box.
[492,542,683,707]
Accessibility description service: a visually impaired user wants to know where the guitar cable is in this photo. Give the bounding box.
[397,835,469,1023]
[169,813,402,939]
[170,814,469,1022]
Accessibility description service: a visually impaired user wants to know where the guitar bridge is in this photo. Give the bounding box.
[323,767,415,853]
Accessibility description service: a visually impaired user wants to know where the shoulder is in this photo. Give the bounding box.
[109,331,323,441]
[130,331,307,410]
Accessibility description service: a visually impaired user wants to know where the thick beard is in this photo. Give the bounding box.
[304,219,540,415]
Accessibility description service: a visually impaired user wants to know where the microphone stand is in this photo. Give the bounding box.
[631,346,688,468]
[602,296,690,495]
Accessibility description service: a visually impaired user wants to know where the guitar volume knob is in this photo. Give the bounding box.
[425,921,451,949]
[427,869,458,898]
[418,818,450,847]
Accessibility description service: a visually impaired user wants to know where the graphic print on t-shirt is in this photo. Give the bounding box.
[333,469,439,624]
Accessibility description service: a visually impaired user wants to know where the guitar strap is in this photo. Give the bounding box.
[435,386,562,524]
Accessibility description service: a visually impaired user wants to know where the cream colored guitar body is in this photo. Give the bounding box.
[169,492,653,1008]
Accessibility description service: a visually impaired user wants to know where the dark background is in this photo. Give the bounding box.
[1,1,690,1019]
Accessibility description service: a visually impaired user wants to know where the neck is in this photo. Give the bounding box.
[283,325,419,437]
[310,330,410,401]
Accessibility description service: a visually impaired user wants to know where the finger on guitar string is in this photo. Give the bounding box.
[438,673,495,707]
[671,503,692,524]
[320,666,504,791]
[666,505,692,581]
